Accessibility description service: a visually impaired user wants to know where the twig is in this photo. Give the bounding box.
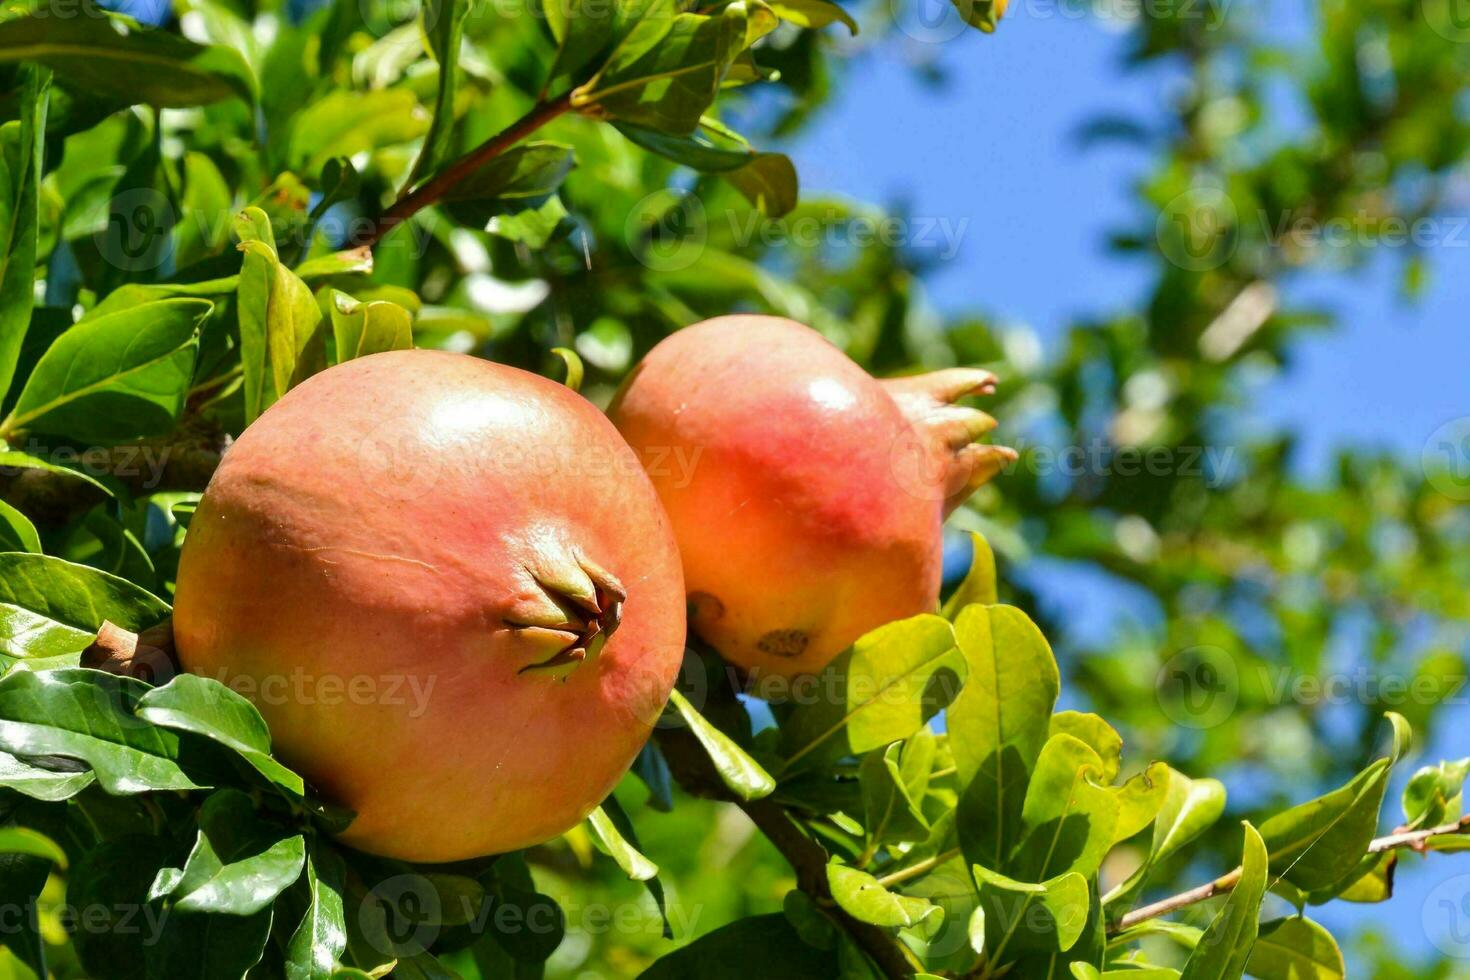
[360,93,576,248]
[1110,815,1470,934]
[655,704,918,979]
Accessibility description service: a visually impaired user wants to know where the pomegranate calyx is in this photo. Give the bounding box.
[881,367,1018,516]
[516,561,626,679]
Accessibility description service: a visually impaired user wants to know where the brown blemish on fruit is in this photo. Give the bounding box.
[757,629,809,659]
[689,591,725,621]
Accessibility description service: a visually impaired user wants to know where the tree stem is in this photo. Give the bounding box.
[1110,815,1470,934]
[360,93,576,248]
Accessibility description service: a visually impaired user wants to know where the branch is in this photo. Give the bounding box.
[655,705,917,979]
[359,93,576,248]
[1,417,227,522]
[1110,815,1470,935]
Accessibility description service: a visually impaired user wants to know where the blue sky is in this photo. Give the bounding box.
[779,4,1470,969]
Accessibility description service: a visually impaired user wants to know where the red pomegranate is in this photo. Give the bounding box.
[173,350,686,862]
[608,315,1013,682]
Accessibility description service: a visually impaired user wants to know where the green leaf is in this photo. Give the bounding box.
[147,905,273,978]
[68,836,167,980]
[1245,916,1344,979]
[172,151,234,270]
[1179,822,1267,980]
[586,803,658,880]
[971,864,1090,956]
[0,500,39,553]
[1258,716,1409,895]
[0,749,94,800]
[952,0,1006,33]
[781,614,964,772]
[765,0,858,34]
[328,291,414,365]
[1110,761,1170,846]
[1104,767,1225,907]
[1048,711,1122,784]
[288,89,430,175]
[443,141,577,234]
[1326,851,1394,904]
[2,298,206,443]
[235,208,326,423]
[575,6,750,136]
[827,862,941,928]
[0,668,205,794]
[136,673,306,795]
[666,687,775,800]
[1402,757,1470,829]
[0,552,170,636]
[1013,733,1119,880]
[0,66,47,407]
[151,789,306,915]
[948,604,1058,869]
[0,826,67,867]
[548,0,676,92]
[723,152,799,218]
[942,531,999,618]
[637,913,838,979]
[0,11,255,107]
[406,0,470,188]
[860,731,935,845]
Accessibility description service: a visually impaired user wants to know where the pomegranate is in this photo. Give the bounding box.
[608,315,1013,682]
[173,350,685,862]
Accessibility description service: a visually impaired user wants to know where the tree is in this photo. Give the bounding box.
[0,0,1467,975]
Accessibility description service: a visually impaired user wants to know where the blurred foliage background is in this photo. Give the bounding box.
[6,0,1469,972]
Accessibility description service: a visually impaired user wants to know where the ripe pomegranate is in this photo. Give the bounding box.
[173,350,685,862]
[608,315,1014,682]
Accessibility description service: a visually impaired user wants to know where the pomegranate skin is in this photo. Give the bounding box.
[608,316,1011,682]
[173,350,685,862]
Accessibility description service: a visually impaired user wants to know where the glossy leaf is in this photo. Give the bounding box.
[1246,916,1344,979]
[781,614,963,772]
[0,12,254,107]
[765,0,858,34]
[860,731,935,845]
[235,208,326,423]
[942,531,1000,618]
[971,864,1090,956]
[0,826,67,867]
[328,291,414,364]
[1179,822,1267,980]
[406,0,471,188]
[136,673,306,795]
[151,789,306,915]
[827,863,940,927]
[637,913,838,978]
[1048,711,1122,784]
[1402,757,1470,829]
[1104,767,1225,907]
[587,803,658,881]
[0,668,205,794]
[0,500,39,554]
[0,67,47,407]
[0,749,94,801]
[667,687,775,800]
[948,604,1059,869]
[3,298,206,443]
[1014,734,1120,880]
